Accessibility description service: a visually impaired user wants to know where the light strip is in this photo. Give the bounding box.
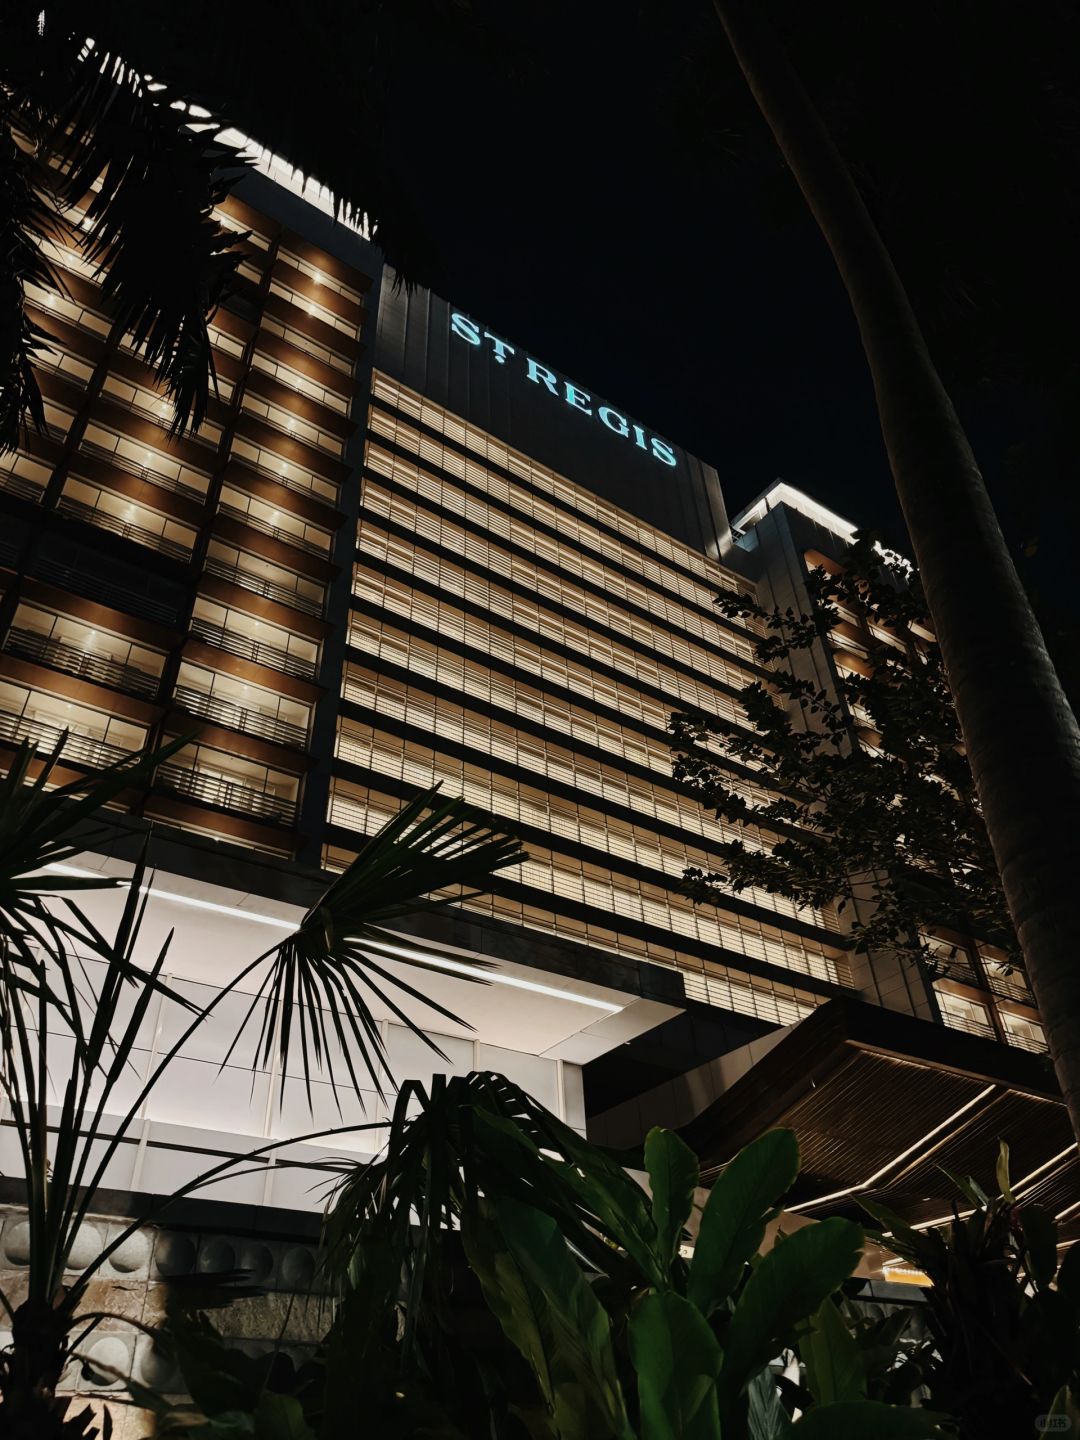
[911,1142,1080,1231]
[143,887,297,930]
[788,1085,996,1212]
[362,938,624,1012]
[45,866,624,1012]
[46,863,297,930]
[1013,1144,1077,1198]
[733,482,858,542]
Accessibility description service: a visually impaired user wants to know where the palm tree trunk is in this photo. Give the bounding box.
[712,0,1080,1141]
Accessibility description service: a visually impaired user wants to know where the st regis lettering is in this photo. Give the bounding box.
[449,312,678,467]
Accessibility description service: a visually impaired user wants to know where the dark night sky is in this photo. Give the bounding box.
[379,6,909,547]
[364,0,1080,619]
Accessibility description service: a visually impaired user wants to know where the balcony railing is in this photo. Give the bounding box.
[239,404,345,465]
[228,452,341,508]
[174,684,308,749]
[154,760,298,826]
[28,557,181,627]
[216,500,330,558]
[57,493,194,561]
[940,1011,997,1043]
[984,969,1034,1006]
[4,627,161,699]
[0,703,300,827]
[33,351,91,383]
[188,617,319,682]
[203,556,325,617]
[0,710,132,770]
[80,437,209,503]
[0,471,46,503]
[1003,1030,1048,1055]
[106,387,228,441]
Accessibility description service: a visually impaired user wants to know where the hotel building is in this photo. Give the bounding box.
[1,153,1074,1245]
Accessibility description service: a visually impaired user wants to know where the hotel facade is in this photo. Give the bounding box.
[1,153,1074,1245]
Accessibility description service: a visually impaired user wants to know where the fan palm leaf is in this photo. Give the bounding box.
[319,1069,659,1398]
[0,737,188,1031]
[227,786,527,1108]
[0,8,250,443]
[1,0,528,446]
[0,95,64,452]
[53,49,251,434]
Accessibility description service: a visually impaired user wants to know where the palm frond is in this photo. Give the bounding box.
[0,108,64,453]
[52,48,250,434]
[55,0,456,285]
[228,787,526,1108]
[0,731,190,1002]
[321,1070,658,1372]
[0,845,187,1316]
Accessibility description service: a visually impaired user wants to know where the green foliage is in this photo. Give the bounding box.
[718,1218,865,1428]
[152,1092,948,1439]
[799,1298,865,1406]
[644,1127,699,1275]
[465,1197,631,1440]
[688,1127,798,1315]
[862,1141,1080,1438]
[786,1401,946,1438]
[0,3,252,447]
[672,535,1017,969]
[629,1291,722,1440]
[129,1308,323,1438]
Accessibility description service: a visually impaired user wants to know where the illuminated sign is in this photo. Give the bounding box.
[450,312,677,467]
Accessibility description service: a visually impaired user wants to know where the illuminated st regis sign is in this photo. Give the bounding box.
[450,312,677,467]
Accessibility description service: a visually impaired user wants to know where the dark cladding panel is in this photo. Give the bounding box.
[375,280,731,558]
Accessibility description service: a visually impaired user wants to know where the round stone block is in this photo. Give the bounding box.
[1,1219,32,1266]
[133,1337,177,1390]
[280,1246,315,1290]
[82,1335,130,1388]
[198,1237,236,1273]
[237,1241,275,1281]
[107,1227,152,1275]
[66,1222,104,1271]
[154,1231,197,1277]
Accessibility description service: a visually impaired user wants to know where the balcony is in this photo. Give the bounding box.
[57,493,193,561]
[984,968,1034,1006]
[0,471,45,503]
[112,386,226,436]
[80,437,209,503]
[230,452,341,508]
[940,1011,997,1043]
[203,556,325,618]
[173,684,308,750]
[188,617,318,682]
[3,627,161,699]
[0,710,132,771]
[240,404,344,463]
[154,761,298,826]
[1003,1030,1048,1055]
[216,500,330,557]
[28,557,180,628]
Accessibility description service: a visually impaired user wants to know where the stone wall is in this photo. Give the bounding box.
[0,1205,326,1437]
